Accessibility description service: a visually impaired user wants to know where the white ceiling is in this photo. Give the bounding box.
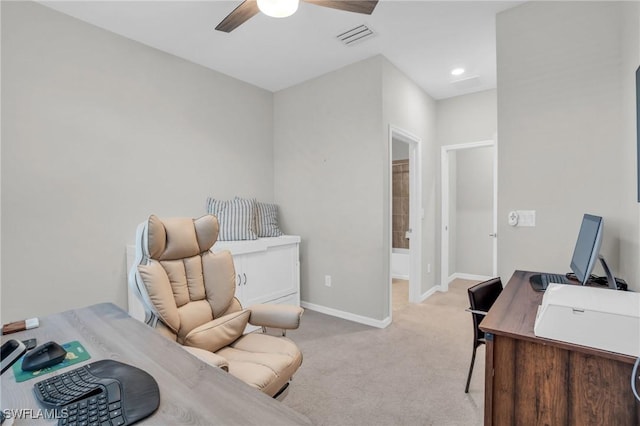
[40,1,520,100]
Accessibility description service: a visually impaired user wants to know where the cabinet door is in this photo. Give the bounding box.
[241,244,299,307]
[226,253,246,306]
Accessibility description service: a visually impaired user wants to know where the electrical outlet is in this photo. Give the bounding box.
[324,275,332,287]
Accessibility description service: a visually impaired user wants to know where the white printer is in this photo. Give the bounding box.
[534,283,640,357]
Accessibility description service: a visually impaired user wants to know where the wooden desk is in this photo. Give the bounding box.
[480,270,640,425]
[1,303,310,425]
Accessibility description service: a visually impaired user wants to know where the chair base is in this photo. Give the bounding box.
[273,382,290,401]
[465,342,484,393]
[465,347,476,393]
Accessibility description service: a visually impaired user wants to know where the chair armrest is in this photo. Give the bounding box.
[465,308,489,316]
[183,346,229,372]
[248,304,304,330]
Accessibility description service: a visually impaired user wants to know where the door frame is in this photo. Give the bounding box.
[440,139,497,292]
[388,125,422,309]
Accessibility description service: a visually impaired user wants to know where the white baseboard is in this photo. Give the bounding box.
[418,285,442,302]
[392,274,410,280]
[300,301,392,329]
[448,273,492,283]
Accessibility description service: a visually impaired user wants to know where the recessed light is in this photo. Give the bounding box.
[451,68,465,76]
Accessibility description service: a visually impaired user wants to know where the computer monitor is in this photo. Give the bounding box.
[530,214,620,291]
[570,214,603,285]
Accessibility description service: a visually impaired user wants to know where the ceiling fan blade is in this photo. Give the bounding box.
[303,0,378,15]
[215,0,260,33]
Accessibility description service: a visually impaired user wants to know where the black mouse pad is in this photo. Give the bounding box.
[12,341,91,382]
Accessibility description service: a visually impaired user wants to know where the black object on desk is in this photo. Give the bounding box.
[530,273,629,292]
[592,275,629,291]
[23,338,37,351]
[21,341,67,371]
[1,339,27,375]
[529,273,571,292]
[34,359,160,426]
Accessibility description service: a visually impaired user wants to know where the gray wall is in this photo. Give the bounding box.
[392,138,409,161]
[436,90,497,278]
[497,2,640,289]
[437,90,497,146]
[1,2,274,321]
[274,56,385,320]
[274,56,435,321]
[382,59,438,299]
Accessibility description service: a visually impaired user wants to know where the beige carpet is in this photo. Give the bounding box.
[392,279,409,311]
[283,279,484,425]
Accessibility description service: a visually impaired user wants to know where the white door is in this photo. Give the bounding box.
[441,140,497,290]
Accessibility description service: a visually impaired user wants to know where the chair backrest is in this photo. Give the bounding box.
[468,277,503,342]
[130,214,242,343]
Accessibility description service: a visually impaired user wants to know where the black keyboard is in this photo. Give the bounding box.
[34,360,159,426]
[529,273,570,292]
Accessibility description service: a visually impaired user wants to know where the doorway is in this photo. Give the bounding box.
[389,126,422,313]
[440,140,497,291]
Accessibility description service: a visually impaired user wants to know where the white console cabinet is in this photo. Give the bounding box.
[212,236,301,308]
[126,236,301,323]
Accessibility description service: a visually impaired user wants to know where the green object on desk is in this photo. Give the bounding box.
[11,340,91,383]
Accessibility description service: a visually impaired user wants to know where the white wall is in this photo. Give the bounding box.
[497,2,640,289]
[436,90,497,278]
[1,2,274,321]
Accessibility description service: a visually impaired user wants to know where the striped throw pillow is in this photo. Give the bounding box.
[206,197,257,241]
[255,202,283,237]
[206,197,226,217]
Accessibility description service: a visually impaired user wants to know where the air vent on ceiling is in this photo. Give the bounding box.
[451,75,481,90]
[337,24,375,46]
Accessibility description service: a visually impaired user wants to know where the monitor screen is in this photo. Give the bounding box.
[570,214,603,285]
[636,65,639,202]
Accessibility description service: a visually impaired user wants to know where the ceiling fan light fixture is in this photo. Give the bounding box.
[257,0,299,18]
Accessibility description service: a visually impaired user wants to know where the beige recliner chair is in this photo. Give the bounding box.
[129,214,303,398]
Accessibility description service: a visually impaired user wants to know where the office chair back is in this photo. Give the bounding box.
[469,277,503,343]
[133,215,244,343]
[129,214,304,398]
[465,277,503,393]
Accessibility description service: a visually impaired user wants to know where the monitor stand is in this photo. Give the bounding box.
[598,255,619,290]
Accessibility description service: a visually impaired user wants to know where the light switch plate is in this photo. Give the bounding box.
[516,210,536,227]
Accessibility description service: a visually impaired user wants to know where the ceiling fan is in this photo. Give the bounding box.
[215,0,379,33]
